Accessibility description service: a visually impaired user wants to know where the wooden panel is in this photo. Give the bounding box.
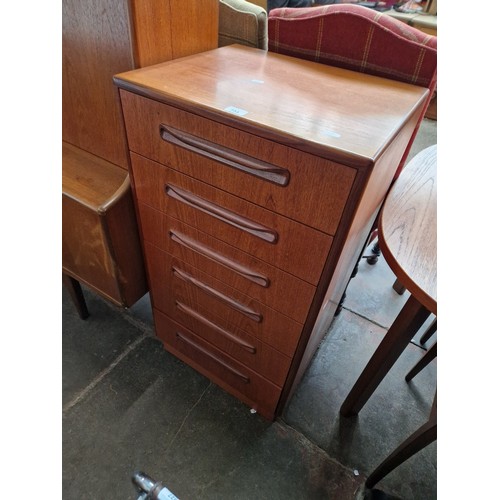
[137,203,315,323]
[62,196,119,301]
[131,154,332,284]
[62,0,133,168]
[120,91,356,234]
[169,0,219,60]
[145,243,303,358]
[128,0,218,67]
[155,310,282,419]
[105,182,148,307]
[128,0,174,67]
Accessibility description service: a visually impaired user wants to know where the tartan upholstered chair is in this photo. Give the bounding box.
[267,4,437,265]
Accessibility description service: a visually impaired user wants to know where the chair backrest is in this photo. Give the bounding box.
[268,5,437,176]
[219,0,268,50]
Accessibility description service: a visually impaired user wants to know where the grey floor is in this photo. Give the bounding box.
[63,119,437,500]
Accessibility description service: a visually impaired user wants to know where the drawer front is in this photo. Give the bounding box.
[138,203,315,324]
[131,153,332,285]
[145,242,303,358]
[120,90,356,235]
[157,297,291,386]
[155,310,282,418]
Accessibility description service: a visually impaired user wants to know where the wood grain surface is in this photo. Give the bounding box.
[378,145,437,314]
[114,45,428,168]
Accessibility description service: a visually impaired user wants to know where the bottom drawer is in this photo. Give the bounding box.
[154,309,281,419]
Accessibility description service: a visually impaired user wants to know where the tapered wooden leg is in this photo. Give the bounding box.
[405,342,437,382]
[365,419,436,489]
[365,394,437,489]
[340,294,430,417]
[419,319,437,345]
[63,274,89,319]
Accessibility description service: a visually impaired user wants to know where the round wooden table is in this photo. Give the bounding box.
[340,145,437,417]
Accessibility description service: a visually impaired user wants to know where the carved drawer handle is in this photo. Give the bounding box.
[176,301,257,354]
[159,124,290,187]
[169,230,270,288]
[175,332,250,384]
[172,267,263,323]
[166,184,278,244]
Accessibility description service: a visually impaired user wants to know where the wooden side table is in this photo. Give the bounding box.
[341,145,437,417]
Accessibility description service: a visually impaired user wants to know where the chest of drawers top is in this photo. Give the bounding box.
[113,45,428,169]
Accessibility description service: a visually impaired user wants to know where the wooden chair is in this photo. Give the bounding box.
[418,318,437,346]
[219,0,268,50]
[267,4,437,272]
[364,345,437,490]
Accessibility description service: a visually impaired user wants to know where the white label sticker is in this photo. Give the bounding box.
[224,106,248,116]
[321,129,342,138]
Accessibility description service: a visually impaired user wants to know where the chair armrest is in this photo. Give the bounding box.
[219,0,268,50]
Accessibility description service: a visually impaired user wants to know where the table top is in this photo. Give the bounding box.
[378,144,437,315]
[114,45,428,169]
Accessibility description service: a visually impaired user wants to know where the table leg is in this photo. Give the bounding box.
[340,294,430,417]
[63,273,90,320]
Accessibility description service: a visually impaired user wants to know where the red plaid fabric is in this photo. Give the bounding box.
[268,4,437,177]
[268,5,437,89]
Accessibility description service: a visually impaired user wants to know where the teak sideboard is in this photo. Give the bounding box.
[114,45,428,420]
[62,0,218,312]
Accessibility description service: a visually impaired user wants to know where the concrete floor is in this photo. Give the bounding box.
[63,120,437,500]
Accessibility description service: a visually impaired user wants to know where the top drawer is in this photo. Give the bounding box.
[120,90,356,235]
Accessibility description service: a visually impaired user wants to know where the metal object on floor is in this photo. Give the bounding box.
[362,241,381,265]
[132,471,180,500]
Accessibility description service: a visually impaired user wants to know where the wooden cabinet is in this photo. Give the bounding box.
[62,0,219,309]
[114,45,428,419]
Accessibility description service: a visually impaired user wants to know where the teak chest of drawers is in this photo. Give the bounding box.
[114,45,428,420]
